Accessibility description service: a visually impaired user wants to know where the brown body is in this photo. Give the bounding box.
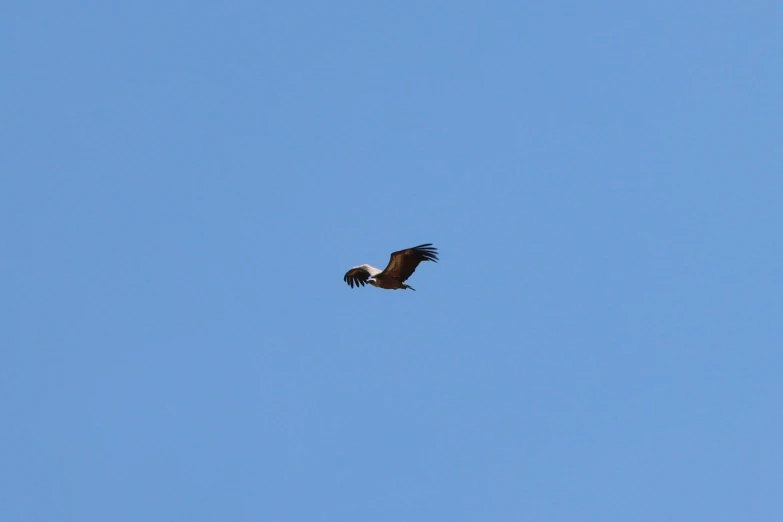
[371,275,414,291]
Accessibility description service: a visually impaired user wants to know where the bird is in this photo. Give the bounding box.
[343,243,438,291]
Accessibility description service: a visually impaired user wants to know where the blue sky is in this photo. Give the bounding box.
[3,1,781,520]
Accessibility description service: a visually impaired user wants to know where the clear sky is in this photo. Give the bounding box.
[3,1,782,521]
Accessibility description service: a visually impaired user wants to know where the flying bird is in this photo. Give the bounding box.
[343,243,438,291]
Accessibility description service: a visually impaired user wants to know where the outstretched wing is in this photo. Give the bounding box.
[344,266,372,288]
[382,243,438,282]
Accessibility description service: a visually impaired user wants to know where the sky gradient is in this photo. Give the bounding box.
[3,1,782,521]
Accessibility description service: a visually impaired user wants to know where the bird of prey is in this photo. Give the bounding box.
[343,243,438,291]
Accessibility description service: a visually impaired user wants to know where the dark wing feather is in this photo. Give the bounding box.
[343,267,371,288]
[382,243,438,282]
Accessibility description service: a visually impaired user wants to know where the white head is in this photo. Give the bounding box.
[354,264,382,277]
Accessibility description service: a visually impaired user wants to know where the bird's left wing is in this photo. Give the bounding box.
[382,243,439,282]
